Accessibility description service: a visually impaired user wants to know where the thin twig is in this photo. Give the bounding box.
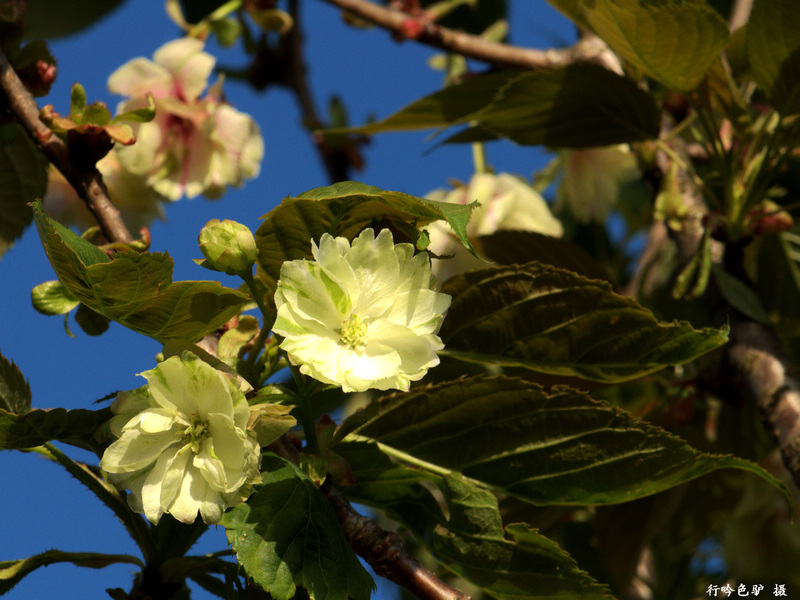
[268,437,470,600]
[284,0,357,182]
[319,0,614,71]
[0,47,132,243]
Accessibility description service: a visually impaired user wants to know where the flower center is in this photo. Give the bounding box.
[339,314,368,349]
[183,419,210,454]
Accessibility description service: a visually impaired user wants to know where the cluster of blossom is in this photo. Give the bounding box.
[44,38,263,231]
[706,583,788,597]
[103,225,452,521]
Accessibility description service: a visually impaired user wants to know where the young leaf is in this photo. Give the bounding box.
[581,0,729,92]
[221,454,374,600]
[323,65,660,148]
[31,200,249,342]
[31,280,80,315]
[747,0,800,115]
[0,352,31,414]
[0,550,142,595]
[0,407,111,454]
[0,124,48,261]
[255,181,475,294]
[340,376,791,509]
[439,262,728,382]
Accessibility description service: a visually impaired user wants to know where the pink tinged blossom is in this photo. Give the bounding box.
[107,38,263,202]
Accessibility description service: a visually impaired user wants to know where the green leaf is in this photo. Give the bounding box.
[755,231,800,338]
[75,303,111,336]
[478,230,613,283]
[335,440,446,528]
[439,262,728,382]
[31,280,80,315]
[711,265,772,325]
[32,200,249,342]
[23,0,129,39]
[112,93,156,124]
[255,181,475,294]
[221,454,374,600]
[324,65,660,148]
[545,0,590,29]
[337,441,610,599]
[747,0,800,115]
[430,476,610,600]
[0,352,31,414]
[581,0,729,92]
[341,376,792,508]
[0,124,48,261]
[0,407,111,453]
[0,550,142,594]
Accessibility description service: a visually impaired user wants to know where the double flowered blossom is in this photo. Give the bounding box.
[272,228,451,393]
[108,38,263,201]
[100,352,262,524]
[426,172,563,281]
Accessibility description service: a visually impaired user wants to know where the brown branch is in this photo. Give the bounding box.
[0,47,132,244]
[268,438,470,600]
[320,0,614,71]
[728,320,800,487]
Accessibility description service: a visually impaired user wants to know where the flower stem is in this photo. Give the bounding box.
[35,443,158,564]
[241,271,275,369]
[472,142,488,174]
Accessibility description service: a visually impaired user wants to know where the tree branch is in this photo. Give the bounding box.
[652,143,800,487]
[285,0,359,183]
[319,0,613,70]
[728,320,800,488]
[268,437,470,600]
[0,47,133,244]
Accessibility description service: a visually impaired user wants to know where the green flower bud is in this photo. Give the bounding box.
[198,219,257,276]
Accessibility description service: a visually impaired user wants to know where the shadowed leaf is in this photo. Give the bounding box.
[440,262,728,382]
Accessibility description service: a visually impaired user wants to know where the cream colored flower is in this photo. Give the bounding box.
[100,351,261,524]
[273,228,451,393]
[108,38,263,201]
[426,172,563,281]
[556,144,641,223]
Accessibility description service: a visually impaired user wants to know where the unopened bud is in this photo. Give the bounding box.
[197,219,257,276]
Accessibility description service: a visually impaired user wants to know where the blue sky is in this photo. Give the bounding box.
[0,2,573,598]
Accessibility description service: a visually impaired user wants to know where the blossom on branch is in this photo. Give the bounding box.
[426,172,563,281]
[100,351,261,524]
[107,38,263,201]
[273,228,451,393]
